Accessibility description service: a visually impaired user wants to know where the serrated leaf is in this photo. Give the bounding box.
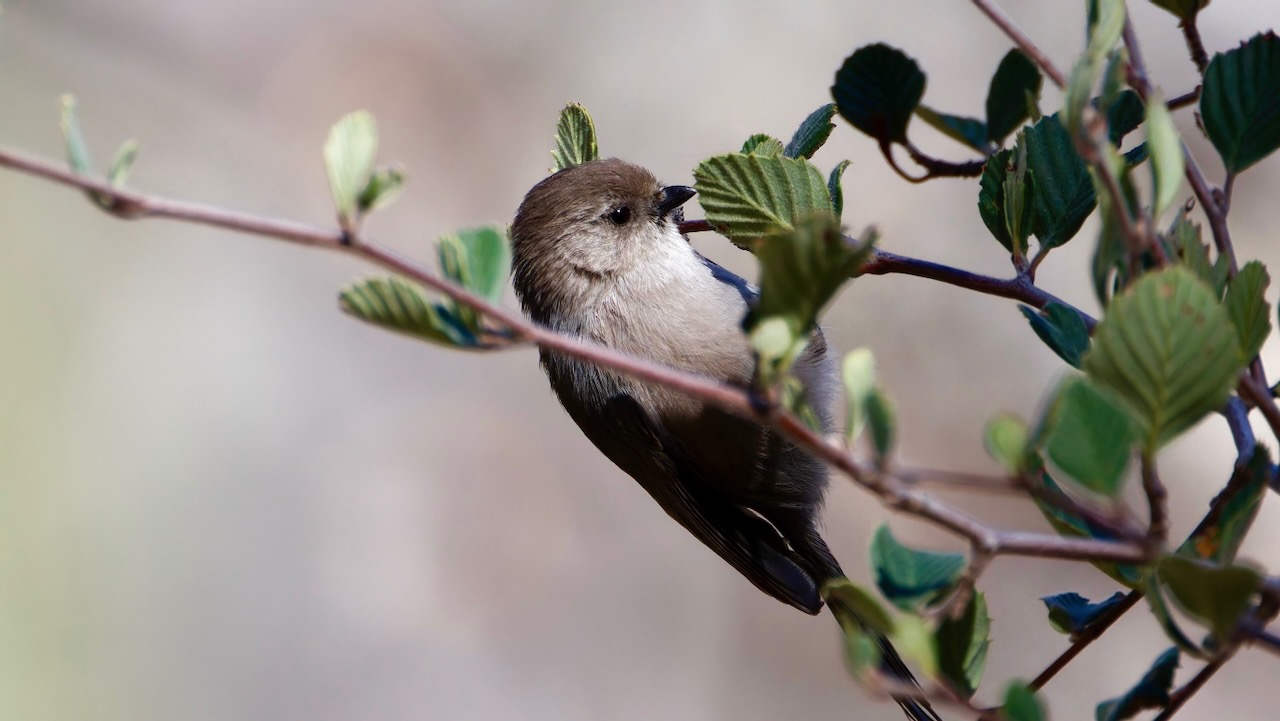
[936,591,990,698]
[1082,267,1243,452]
[1145,91,1185,219]
[828,160,851,218]
[1172,212,1230,297]
[1224,260,1271,358]
[742,133,785,156]
[1001,681,1045,721]
[843,348,876,442]
[1184,446,1271,563]
[987,50,1043,142]
[822,577,896,636]
[1019,302,1092,367]
[984,413,1028,473]
[1157,556,1262,641]
[1024,114,1097,248]
[1201,32,1280,174]
[339,276,477,347]
[784,103,838,159]
[978,149,1016,251]
[1149,0,1209,23]
[1043,377,1138,496]
[916,106,990,153]
[832,43,926,144]
[871,525,966,612]
[551,102,598,172]
[356,166,406,214]
[1095,648,1180,721]
[693,153,832,245]
[1042,591,1128,638]
[866,388,896,463]
[59,95,92,175]
[324,110,379,224]
[107,139,140,188]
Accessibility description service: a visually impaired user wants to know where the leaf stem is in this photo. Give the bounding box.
[1141,455,1169,546]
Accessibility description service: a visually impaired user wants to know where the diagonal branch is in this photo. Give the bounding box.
[970,0,1066,88]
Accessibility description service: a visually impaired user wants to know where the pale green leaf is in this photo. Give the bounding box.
[551,102,599,172]
[324,110,379,224]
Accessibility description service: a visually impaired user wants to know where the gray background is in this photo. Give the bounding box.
[1,1,1278,720]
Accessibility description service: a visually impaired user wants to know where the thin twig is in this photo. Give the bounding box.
[895,467,1025,495]
[0,143,1152,571]
[970,0,1066,88]
[1167,87,1201,111]
[1141,455,1169,546]
[1181,16,1210,75]
[1029,590,1143,690]
[1150,652,1233,721]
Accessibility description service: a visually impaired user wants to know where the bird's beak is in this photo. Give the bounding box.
[656,185,696,217]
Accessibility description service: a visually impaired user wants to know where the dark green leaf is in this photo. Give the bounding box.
[936,591,990,698]
[1157,556,1262,641]
[1095,648,1180,721]
[828,159,852,218]
[1149,0,1209,23]
[742,134,785,156]
[784,103,838,159]
[107,139,140,188]
[692,153,833,246]
[1042,591,1128,638]
[916,106,990,153]
[866,388,896,463]
[324,110,379,224]
[1001,681,1045,721]
[1024,114,1097,248]
[978,149,1015,251]
[1201,32,1280,174]
[822,577,896,636]
[551,102,598,172]
[1224,260,1271,358]
[987,50,1043,142]
[59,95,92,175]
[1043,377,1138,496]
[1019,302,1092,367]
[1106,90,1146,145]
[1171,213,1231,298]
[1183,446,1271,563]
[870,525,966,611]
[1083,267,1243,452]
[832,43,926,144]
[984,413,1028,473]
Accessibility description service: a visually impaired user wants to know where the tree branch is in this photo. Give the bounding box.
[1029,590,1143,691]
[1181,16,1210,75]
[970,0,1066,88]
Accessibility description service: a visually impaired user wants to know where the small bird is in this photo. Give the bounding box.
[510,158,940,721]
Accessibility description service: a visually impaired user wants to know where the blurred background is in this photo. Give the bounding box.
[1,1,1278,719]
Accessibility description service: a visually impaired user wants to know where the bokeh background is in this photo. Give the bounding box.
[2,2,1278,720]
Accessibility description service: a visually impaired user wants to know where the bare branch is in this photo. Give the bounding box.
[1029,590,1143,690]
[970,0,1066,88]
[1141,456,1169,546]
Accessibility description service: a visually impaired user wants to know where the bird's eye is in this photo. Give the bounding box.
[607,206,632,225]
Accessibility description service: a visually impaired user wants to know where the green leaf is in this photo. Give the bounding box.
[866,388,896,464]
[1145,574,1208,656]
[1024,114,1097,248]
[784,103,838,159]
[1107,90,1146,145]
[1087,0,1126,60]
[840,622,882,680]
[692,153,832,246]
[1201,32,1280,174]
[1224,260,1271,359]
[1082,267,1243,451]
[339,275,477,348]
[984,413,1028,473]
[107,139,140,188]
[870,525,966,612]
[357,166,406,214]
[832,44,926,145]
[742,134,785,156]
[916,106,990,153]
[1172,213,1231,298]
[1042,591,1128,638]
[843,348,876,442]
[1157,556,1262,641]
[891,615,938,678]
[822,577,896,636]
[1043,377,1138,496]
[1002,138,1036,255]
[978,149,1015,251]
[987,50,1043,142]
[1026,461,1143,587]
[828,160,852,218]
[1144,91,1185,219]
[1001,681,1045,721]
[935,591,990,698]
[59,95,92,175]
[1149,0,1209,23]
[1019,302,1092,367]
[1095,648,1180,721]
[324,110,379,225]
[438,226,512,304]
[551,102,598,172]
[1184,446,1271,563]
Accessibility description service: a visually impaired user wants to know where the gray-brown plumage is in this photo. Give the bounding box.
[510,158,940,721]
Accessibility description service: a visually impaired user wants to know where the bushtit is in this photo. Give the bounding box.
[511,158,939,721]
